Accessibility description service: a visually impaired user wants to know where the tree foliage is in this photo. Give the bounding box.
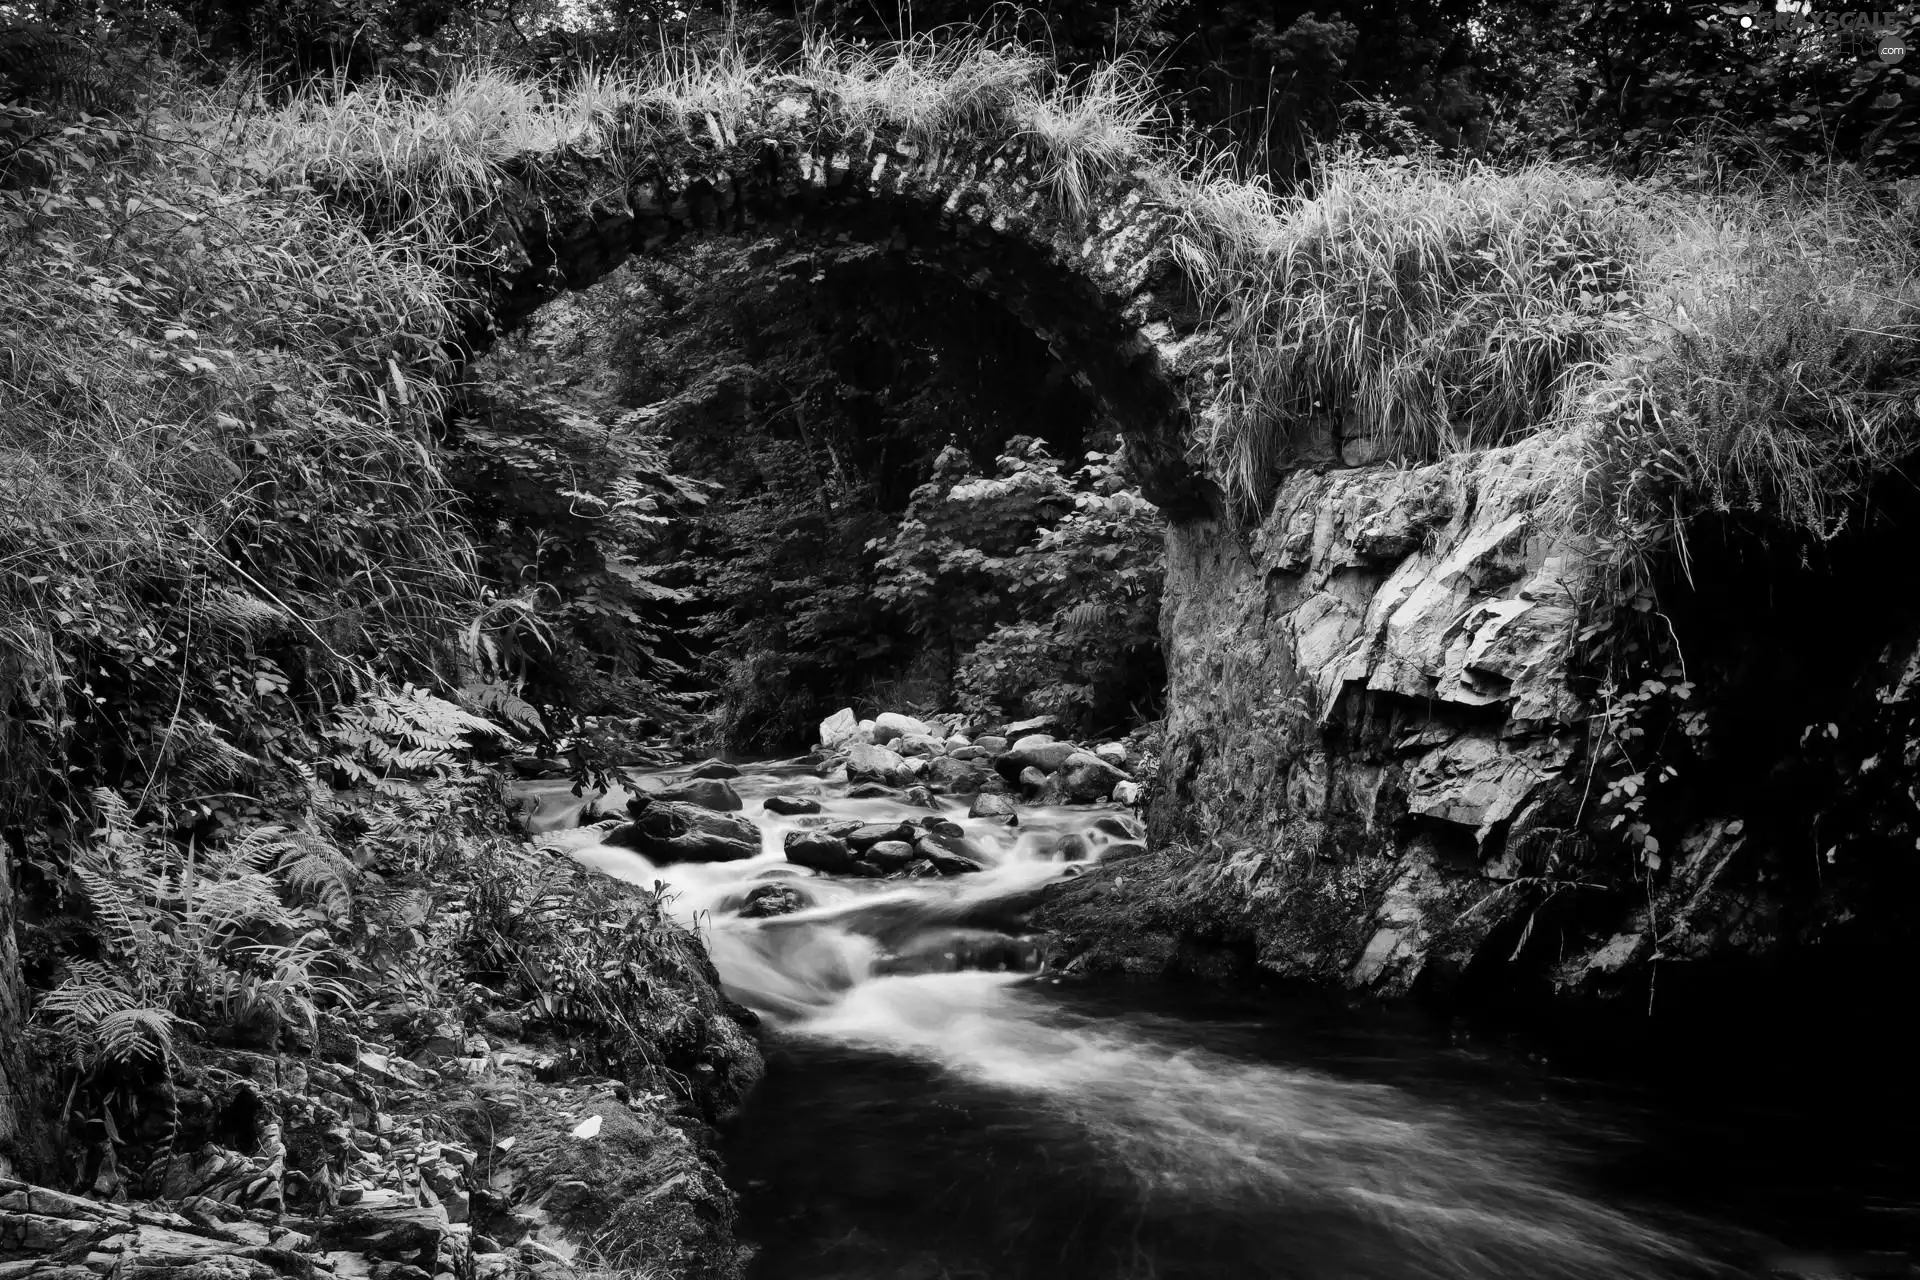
[874,439,1166,732]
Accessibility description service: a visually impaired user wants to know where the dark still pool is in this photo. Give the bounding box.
[724,977,1920,1280]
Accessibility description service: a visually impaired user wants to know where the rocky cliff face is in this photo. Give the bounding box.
[1042,432,1920,1020]
[1154,433,1584,861]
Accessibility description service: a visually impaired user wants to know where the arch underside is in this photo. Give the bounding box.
[472,124,1218,516]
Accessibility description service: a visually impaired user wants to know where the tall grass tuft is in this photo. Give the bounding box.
[260,34,1166,260]
[1177,151,1644,504]
[0,83,480,820]
[1178,137,1920,594]
[1562,161,1920,588]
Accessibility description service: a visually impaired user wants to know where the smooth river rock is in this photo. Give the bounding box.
[896,733,948,758]
[818,707,862,749]
[604,799,758,863]
[872,711,934,744]
[653,778,743,812]
[763,795,822,816]
[1060,751,1128,803]
[784,830,857,874]
[1003,735,1078,773]
[845,742,913,787]
[967,793,1019,826]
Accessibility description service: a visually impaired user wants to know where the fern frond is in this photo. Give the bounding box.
[165,718,264,793]
[188,873,294,939]
[459,678,546,735]
[199,587,290,640]
[278,828,357,922]
[74,853,157,963]
[1060,601,1116,635]
[91,1008,180,1067]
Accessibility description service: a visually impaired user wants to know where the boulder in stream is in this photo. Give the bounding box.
[784,830,857,874]
[872,711,934,745]
[1018,766,1064,804]
[897,733,948,758]
[926,756,987,793]
[968,793,1019,826]
[1093,813,1145,841]
[1003,735,1077,774]
[929,848,985,875]
[845,742,913,787]
[972,735,1010,755]
[603,800,759,863]
[862,840,917,871]
[1051,833,1094,861]
[1061,751,1129,803]
[688,758,741,779]
[914,835,985,875]
[846,821,916,850]
[763,795,822,816]
[819,707,863,749]
[653,777,743,812]
[739,883,809,918]
[845,782,900,799]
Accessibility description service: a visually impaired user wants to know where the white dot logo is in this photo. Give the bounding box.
[1882,32,1908,63]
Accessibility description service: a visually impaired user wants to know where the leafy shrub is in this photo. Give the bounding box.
[447,384,712,729]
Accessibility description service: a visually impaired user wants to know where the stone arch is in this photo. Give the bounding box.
[456,95,1219,516]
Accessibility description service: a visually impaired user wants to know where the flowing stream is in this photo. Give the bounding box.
[517,759,1920,1280]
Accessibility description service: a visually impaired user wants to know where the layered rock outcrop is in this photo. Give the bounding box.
[1045,423,1920,1020]
[1156,433,1584,858]
[1046,434,1595,997]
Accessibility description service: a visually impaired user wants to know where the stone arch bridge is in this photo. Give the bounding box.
[321,78,1624,997]
[383,87,1223,517]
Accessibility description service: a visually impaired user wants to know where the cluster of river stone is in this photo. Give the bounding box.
[819,709,1141,808]
[589,710,1145,905]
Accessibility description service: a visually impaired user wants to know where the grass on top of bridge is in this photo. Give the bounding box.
[259,36,1167,254]
[270,29,1920,583]
[1175,137,1920,592]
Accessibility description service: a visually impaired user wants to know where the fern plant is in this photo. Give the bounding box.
[323,683,510,794]
[34,790,353,1073]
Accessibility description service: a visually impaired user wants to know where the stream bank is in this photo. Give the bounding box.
[1,785,763,1280]
[1040,431,1920,1037]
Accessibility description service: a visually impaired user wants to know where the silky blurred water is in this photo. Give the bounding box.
[523,760,1920,1280]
